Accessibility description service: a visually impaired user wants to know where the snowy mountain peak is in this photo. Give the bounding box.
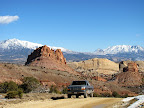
[0,38,43,50]
[95,45,144,55]
[0,39,73,53]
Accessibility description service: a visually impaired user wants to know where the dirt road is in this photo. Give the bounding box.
[2,97,122,108]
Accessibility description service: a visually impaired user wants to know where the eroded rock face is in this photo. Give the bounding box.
[68,58,119,75]
[25,45,66,65]
[25,45,76,73]
[115,62,142,86]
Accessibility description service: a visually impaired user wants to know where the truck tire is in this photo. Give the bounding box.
[76,95,79,98]
[90,92,93,97]
[68,94,71,98]
[84,93,88,98]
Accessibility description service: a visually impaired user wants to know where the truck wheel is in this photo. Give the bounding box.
[84,93,88,98]
[76,95,79,98]
[90,93,93,97]
[68,94,71,98]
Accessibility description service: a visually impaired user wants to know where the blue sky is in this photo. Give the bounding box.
[0,0,144,52]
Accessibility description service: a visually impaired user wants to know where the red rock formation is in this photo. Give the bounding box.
[115,62,142,86]
[25,45,77,74]
[25,45,66,65]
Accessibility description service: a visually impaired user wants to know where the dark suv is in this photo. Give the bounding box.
[67,80,94,98]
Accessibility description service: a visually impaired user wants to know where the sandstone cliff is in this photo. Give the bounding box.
[25,45,76,74]
[68,58,119,75]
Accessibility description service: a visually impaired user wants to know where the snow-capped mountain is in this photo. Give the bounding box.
[0,39,43,50]
[0,38,74,53]
[0,38,144,63]
[94,45,144,55]
[0,39,76,63]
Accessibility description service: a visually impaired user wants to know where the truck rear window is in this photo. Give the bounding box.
[72,81,86,85]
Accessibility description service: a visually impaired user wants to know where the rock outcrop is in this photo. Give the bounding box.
[68,58,119,75]
[119,60,144,73]
[25,45,76,74]
[25,45,66,65]
[115,62,142,86]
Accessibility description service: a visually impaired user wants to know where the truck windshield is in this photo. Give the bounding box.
[72,81,86,85]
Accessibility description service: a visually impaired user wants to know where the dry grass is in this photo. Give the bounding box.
[0,93,66,108]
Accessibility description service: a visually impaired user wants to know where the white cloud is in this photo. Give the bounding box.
[0,15,19,24]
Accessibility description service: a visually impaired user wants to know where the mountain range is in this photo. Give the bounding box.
[0,39,144,63]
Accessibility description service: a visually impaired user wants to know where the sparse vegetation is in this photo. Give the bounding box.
[20,77,40,93]
[142,77,144,83]
[5,91,18,99]
[101,92,111,97]
[0,81,18,93]
[49,85,60,94]
[0,81,23,99]
[112,91,120,98]
[93,91,128,98]
[61,86,67,94]
[5,89,23,99]
[93,92,99,97]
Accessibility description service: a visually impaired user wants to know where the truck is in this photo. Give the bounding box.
[67,80,94,98]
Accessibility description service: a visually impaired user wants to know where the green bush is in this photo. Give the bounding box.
[5,89,23,99]
[122,93,128,98]
[49,85,60,94]
[112,91,120,97]
[17,89,23,99]
[7,81,19,92]
[61,86,67,94]
[5,91,18,99]
[0,81,18,93]
[93,92,99,97]
[0,82,8,93]
[20,77,40,93]
[101,92,111,97]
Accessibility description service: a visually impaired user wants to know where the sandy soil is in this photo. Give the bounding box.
[1,97,122,108]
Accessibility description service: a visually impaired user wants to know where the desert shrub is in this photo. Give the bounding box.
[20,77,40,93]
[7,81,19,92]
[93,92,99,97]
[5,88,23,99]
[0,81,18,93]
[17,89,23,99]
[0,82,8,93]
[142,77,144,83]
[112,91,120,97]
[101,92,111,97]
[49,85,60,94]
[5,91,18,99]
[61,86,67,94]
[122,93,128,98]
